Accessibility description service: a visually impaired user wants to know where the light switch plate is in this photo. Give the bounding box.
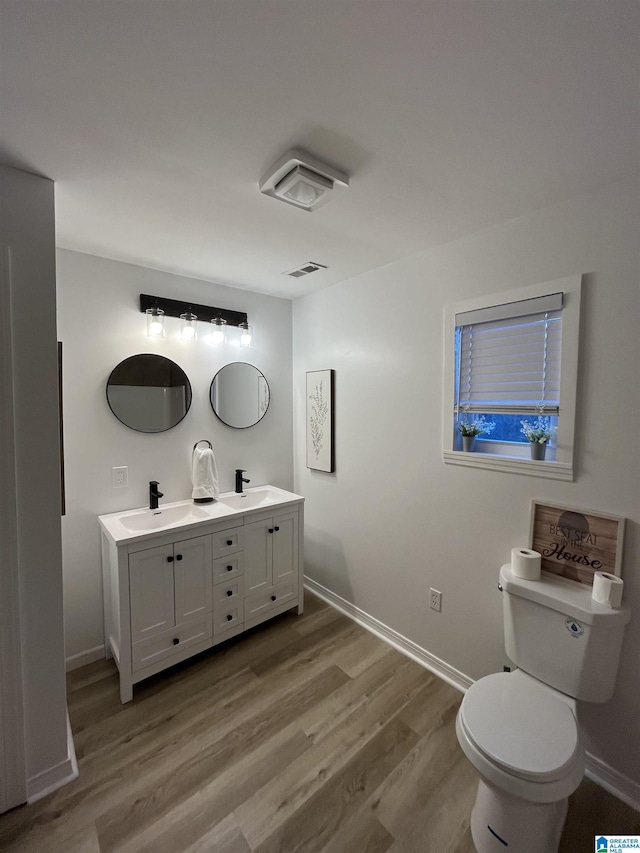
[112,466,128,488]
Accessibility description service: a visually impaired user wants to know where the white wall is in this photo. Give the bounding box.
[0,165,69,799]
[57,250,293,661]
[293,179,640,792]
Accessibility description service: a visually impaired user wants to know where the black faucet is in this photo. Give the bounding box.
[235,469,250,494]
[149,480,163,510]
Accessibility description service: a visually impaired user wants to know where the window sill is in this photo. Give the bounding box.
[443,449,573,481]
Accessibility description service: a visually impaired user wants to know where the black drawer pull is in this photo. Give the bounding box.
[268,528,273,534]
[167,555,174,563]
[274,526,280,531]
[226,589,233,597]
[271,595,276,602]
[226,565,233,572]
[172,637,179,645]
[226,614,233,621]
[176,554,183,561]
[226,539,233,546]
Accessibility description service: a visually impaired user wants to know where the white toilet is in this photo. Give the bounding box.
[456,563,630,853]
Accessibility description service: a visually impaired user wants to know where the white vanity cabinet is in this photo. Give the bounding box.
[128,534,214,676]
[99,487,303,703]
[244,510,299,628]
[129,535,213,642]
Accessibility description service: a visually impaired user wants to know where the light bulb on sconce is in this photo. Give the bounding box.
[239,321,253,347]
[180,310,197,341]
[146,307,165,337]
[210,317,227,345]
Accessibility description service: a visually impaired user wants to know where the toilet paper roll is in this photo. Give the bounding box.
[592,571,624,609]
[511,547,542,581]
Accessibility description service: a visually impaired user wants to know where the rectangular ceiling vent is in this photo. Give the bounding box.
[282,262,328,278]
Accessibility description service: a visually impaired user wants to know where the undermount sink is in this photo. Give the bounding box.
[217,488,283,510]
[118,504,211,532]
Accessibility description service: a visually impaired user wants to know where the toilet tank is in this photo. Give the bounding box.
[500,564,630,703]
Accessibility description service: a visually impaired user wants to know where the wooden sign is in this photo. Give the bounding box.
[530,501,625,586]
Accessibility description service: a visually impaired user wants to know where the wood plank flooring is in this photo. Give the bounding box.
[1,591,638,852]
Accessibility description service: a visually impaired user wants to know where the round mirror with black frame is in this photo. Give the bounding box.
[106,354,192,433]
[210,362,270,429]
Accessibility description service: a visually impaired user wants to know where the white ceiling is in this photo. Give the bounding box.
[1,1,638,299]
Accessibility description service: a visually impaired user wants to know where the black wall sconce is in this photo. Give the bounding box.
[140,294,251,345]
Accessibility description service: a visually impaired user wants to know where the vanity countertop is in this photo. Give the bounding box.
[98,485,304,546]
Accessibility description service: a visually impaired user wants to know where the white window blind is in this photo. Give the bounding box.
[455,293,563,416]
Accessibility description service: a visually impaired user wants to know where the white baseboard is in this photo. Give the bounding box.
[585,753,640,812]
[304,577,473,694]
[27,710,78,804]
[65,644,105,672]
[304,577,640,813]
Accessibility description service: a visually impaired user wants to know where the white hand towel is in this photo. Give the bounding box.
[191,447,220,500]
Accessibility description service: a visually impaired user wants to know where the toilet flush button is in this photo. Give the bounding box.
[565,618,584,637]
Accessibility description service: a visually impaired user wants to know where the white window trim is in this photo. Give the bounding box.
[443,275,582,481]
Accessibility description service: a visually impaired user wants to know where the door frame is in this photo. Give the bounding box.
[0,244,27,812]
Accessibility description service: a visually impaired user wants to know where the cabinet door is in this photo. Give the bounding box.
[244,518,273,594]
[272,511,298,585]
[129,543,175,643]
[174,534,213,622]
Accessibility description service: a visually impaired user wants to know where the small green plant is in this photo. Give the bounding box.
[457,416,496,437]
[520,416,556,444]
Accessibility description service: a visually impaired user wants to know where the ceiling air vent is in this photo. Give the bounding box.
[283,262,328,279]
[259,149,349,212]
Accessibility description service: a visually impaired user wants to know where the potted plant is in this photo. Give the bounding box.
[457,416,496,452]
[520,417,556,460]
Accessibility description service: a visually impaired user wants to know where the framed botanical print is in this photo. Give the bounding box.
[306,369,334,472]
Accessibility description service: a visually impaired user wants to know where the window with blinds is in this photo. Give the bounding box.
[455,292,563,418]
[444,274,580,479]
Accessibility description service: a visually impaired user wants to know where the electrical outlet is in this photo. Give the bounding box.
[112,466,128,488]
[429,588,442,612]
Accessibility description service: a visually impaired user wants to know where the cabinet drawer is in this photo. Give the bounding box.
[213,575,244,610]
[213,603,244,635]
[212,526,244,559]
[132,615,212,673]
[245,580,298,622]
[213,552,244,584]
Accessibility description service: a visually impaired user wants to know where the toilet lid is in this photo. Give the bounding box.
[460,672,580,782]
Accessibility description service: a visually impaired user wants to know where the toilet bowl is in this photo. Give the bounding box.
[456,670,585,853]
[456,564,630,853]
